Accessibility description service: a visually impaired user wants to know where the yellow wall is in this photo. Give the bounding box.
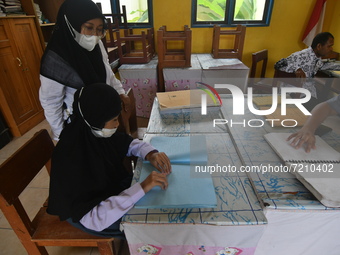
[151,0,339,77]
[323,0,340,52]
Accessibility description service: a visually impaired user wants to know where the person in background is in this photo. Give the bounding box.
[274,32,340,101]
[39,0,129,141]
[287,94,340,153]
[47,83,171,238]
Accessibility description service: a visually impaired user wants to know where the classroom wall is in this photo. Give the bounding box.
[323,0,340,52]
[151,0,339,77]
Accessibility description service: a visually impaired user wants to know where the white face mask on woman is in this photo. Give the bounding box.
[75,31,101,51]
[64,15,101,51]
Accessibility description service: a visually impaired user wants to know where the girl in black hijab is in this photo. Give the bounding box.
[39,0,129,141]
[47,83,171,238]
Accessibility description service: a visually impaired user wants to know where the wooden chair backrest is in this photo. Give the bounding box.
[101,5,128,64]
[0,129,115,255]
[103,17,120,48]
[157,25,192,68]
[0,129,54,206]
[118,88,138,138]
[115,28,155,64]
[212,24,246,60]
[103,5,128,30]
[157,25,192,91]
[273,68,302,88]
[250,49,268,79]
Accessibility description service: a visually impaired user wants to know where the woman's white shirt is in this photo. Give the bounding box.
[39,40,125,140]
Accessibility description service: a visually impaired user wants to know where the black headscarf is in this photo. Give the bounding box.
[47,84,133,222]
[40,0,107,88]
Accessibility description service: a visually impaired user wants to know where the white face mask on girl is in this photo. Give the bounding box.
[91,128,117,138]
[77,87,118,138]
[64,15,101,51]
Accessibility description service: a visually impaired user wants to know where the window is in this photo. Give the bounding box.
[93,0,153,28]
[192,0,274,27]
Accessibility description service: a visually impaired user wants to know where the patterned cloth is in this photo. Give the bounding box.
[133,244,248,255]
[275,47,340,98]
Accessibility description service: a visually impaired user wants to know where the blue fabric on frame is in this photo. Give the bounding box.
[135,135,217,209]
[135,163,217,209]
[149,135,208,164]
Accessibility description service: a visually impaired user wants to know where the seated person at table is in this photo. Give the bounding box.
[47,83,171,238]
[287,94,340,153]
[275,32,340,99]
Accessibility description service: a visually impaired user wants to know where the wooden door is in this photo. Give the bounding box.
[0,18,44,136]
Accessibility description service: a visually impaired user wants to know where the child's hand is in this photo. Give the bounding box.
[146,151,172,175]
[140,171,168,193]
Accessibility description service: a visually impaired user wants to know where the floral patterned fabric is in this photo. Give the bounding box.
[118,60,158,118]
[120,77,157,118]
[274,47,340,98]
[132,243,254,255]
[275,47,324,78]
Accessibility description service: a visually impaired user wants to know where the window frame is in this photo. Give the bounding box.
[110,0,153,29]
[191,0,274,28]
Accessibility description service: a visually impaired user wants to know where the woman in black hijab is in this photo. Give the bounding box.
[47,83,170,238]
[39,0,129,141]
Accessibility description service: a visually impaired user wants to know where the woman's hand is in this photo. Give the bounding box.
[140,171,168,193]
[146,151,172,175]
[287,128,316,153]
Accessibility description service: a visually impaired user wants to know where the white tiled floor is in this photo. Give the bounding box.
[0,120,130,255]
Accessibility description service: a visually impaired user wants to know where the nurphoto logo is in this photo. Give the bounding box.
[199,84,312,128]
[196,82,222,115]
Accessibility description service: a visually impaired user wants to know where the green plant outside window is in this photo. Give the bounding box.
[92,0,152,28]
[120,0,149,23]
[194,0,272,26]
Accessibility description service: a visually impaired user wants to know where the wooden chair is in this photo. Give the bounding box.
[248,49,273,93]
[272,68,302,92]
[0,129,117,255]
[101,6,128,66]
[118,88,147,140]
[157,25,192,68]
[101,18,120,64]
[157,25,192,91]
[103,5,128,30]
[212,24,246,60]
[118,88,137,138]
[116,28,155,64]
[118,88,143,172]
[250,49,268,79]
